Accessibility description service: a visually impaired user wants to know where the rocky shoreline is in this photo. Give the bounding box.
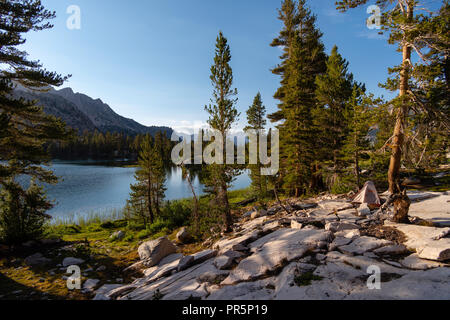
[93,191,450,300]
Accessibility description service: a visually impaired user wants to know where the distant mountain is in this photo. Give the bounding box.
[14,86,173,137]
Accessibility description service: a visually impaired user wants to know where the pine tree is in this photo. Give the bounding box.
[245,93,267,202]
[0,0,71,242]
[128,135,166,226]
[341,86,376,189]
[336,0,449,222]
[314,45,355,190]
[270,0,327,196]
[204,31,240,233]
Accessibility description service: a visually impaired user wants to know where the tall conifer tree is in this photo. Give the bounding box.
[204,32,240,232]
[0,0,71,243]
[245,93,267,202]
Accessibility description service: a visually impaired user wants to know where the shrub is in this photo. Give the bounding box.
[0,181,51,244]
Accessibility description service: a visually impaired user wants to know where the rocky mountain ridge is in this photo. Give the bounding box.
[14,86,173,137]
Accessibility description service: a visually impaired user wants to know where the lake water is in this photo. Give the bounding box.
[43,161,251,220]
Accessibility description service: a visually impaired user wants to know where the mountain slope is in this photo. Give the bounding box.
[14,86,172,137]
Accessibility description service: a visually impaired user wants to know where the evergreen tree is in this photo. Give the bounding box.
[204,32,240,233]
[341,86,376,189]
[245,93,268,202]
[127,136,166,226]
[314,45,355,190]
[336,0,449,222]
[270,0,327,196]
[0,0,71,242]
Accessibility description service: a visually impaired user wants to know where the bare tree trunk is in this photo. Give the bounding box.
[220,182,232,233]
[387,2,413,222]
[184,165,200,234]
[354,150,361,189]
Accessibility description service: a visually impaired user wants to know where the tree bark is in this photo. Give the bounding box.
[387,1,413,222]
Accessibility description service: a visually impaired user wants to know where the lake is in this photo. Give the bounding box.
[43,161,251,220]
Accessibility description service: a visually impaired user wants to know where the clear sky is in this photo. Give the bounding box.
[22,0,405,133]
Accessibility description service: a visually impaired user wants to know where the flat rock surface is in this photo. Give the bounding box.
[407,192,450,227]
[339,236,393,256]
[222,228,332,285]
[110,190,450,301]
[385,222,450,261]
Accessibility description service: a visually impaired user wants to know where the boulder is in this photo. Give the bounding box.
[176,227,192,244]
[177,255,194,272]
[291,220,303,230]
[24,253,51,266]
[357,203,371,217]
[137,237,177,267]
[192,249,217,264]
[83,279,100,292]
[62,257,85,267]
[373,244,409,256]
[110,230,125,241]
[325,222,359,233]
[339,236,393,256]
[214,255,234,270]
[400,254,446,270]
[318,200,353,212]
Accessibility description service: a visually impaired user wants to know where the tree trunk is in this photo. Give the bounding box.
[220,182,232,233]
[354,150,360,189]
[388,2,413,223]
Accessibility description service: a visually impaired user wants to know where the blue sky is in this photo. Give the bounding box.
[22,0,402,133]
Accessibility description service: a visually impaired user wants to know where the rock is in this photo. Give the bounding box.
[261,220,280,233]
[123,260,145,272]
[407,192,450,227]
[95,284,122,297]
[137,237,177,267]
[110,231,125,241]
[325,222,360,233]
[214,229,260,253]
[222,250,244,260]
[357,203,371,217]
[24,253,51,266]
[400,254,446,270]
[192,249,217,264]
[22,240,38,248]
[214,255,234,270]
[339,236,393,256]
[83,279,100,292]
[96,265,107,272]
[120,260,221,300]
[251,210,267,219]
[291,220,303,230]
[385,222,450,261]
[373,244,409,256]
[347,267,450,300]
[162,281,210,300]
[177,255,195,272]
[231,244,248,252]
[222,228,333,285]
[176,227,192,244]
[207,279,274,300]
[318,200,353,212]
[107,285,139,299]
[197,270,229,284]
[144,253,184,283]
[62,257,85,267]
[315,253,326,261]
